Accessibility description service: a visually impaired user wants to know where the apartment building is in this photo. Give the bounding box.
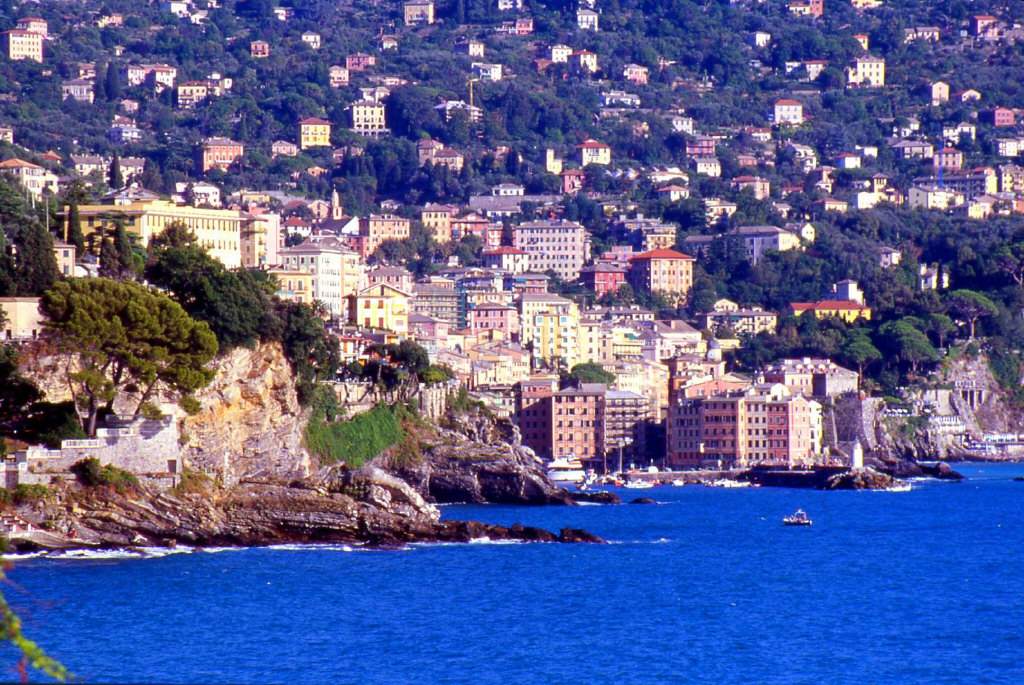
[348,100,388,137]
[357,214,411,258]
[519,293,580,368]
[3,30,43,62]
[0,158,58,199]
[762,358,860,398]
[627,249,695,300]
[666,384,822,469]
[846,56,885,87]
[512,220,591,281]
[350,283,411,335]
[71,198,243,268]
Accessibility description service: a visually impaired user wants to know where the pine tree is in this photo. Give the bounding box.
[67,200,84,252]
[109,153,123,189]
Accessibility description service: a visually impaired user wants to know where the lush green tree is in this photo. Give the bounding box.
[566,362,616,386]
[948,289,998,339]
[41,278,218,435]
[840,330,881,381]
[275,300,340,403]
[879,319,940,377]
[14,222,59,296]
[145,245,278,348]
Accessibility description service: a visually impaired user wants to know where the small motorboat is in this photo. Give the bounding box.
[623,480,654,489]
[783,509,813,526]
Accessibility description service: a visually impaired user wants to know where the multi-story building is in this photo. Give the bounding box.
[3,30,43,62]
[176,81,210,109]
[240,210,281,268]
[697,299,778,337]
[328,65,350,88]
[515,376,559,458]
[666,384,822,470]
[773,98,804,125]
[421,203,457,243]
[300,31,321,50]
[71,198,244,268]
[277,243,350,318]
[604,389,653,464]
[519,293,580,368]
[468,303,520,340]
[512,220,591,281]
[250,40,270,58]
[578,139,611,166]
[482,246,529,274]
[15,17,48,37]
[0,158,58,199]
[576,8,599,30]
[346,52,376,71]
[269,269,315,306]
[357,214,410,258]
[350,283,411,335]
[403,0,435,25]
[198,137,244,173]
[627,249,695,300]
[846,56,885,87]
[762,358,860,399]
[549,383,606,464]
[53,240,76,277]
[789,299,872,323]
[299,117,332,149]
[580,263,627,298]
[61,79,95,104]
[412,282,460,324]
[348,100,388,137]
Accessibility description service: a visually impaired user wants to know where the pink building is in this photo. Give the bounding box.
[580,263,627,297]
[468,303,520,339]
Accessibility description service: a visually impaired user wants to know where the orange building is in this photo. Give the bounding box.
[627,249,695,300]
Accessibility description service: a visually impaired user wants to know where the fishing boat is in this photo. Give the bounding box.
[546,458,586,484]
[783,509,812,526]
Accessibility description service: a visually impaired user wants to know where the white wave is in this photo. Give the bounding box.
[468,537,524,545]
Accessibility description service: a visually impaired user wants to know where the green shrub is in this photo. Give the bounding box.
[179,395,202,416]
[139,402,164,420]
[70,458,139,492]
[20,402,86,448]
[305,404,403,467]
[13,484,49,505]
[172,469,213,496]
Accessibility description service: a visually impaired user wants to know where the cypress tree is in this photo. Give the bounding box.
[67,200,84,252]
[114,223,136,279]
[14,222,59,296]
[105,62,122,101]
[109,153,123,189]
[98,236,119,279]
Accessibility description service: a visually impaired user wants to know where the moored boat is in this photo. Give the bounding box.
[546,458,586,484]
[783,509,812,526]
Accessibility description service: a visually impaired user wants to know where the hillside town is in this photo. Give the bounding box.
[1,0,1024,487]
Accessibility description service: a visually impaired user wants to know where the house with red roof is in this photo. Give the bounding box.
[628,248,695,300]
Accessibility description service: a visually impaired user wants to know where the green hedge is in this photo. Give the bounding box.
[305,404,404,467]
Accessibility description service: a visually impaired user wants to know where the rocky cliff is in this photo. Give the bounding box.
[181,343,312,485]
[9,466,602,552]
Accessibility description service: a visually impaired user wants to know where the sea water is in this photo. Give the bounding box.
[3,463,1023,684]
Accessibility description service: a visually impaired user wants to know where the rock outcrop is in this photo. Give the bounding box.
[10,474,604,553]
[823,467,897,490]
[181,343,312,485]
[385,409,576,505]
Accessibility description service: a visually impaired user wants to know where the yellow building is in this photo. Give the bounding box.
[519,293,580,368]
[268,269,315,306]
[71,199,243,268]
[351,283,410,335]
[627,248,695,300]
[53,240,76,277]
[3,30,43,62]
[790,300,872,323]
[299,117,332,149]
[348,100,388,137]
[846,56,885,87]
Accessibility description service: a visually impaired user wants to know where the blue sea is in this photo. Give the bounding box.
[3,463,1023,684]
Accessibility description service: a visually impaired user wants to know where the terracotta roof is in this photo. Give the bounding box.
[0,158,40,170]
[484,246,528,255]
[630,248,694,261]
[577,139,608,149]
[300,117,331,125]
[775,98,801,106]
[791,300,868,311]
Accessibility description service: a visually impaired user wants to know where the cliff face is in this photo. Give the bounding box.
[181,342,312,485]
[832,352,1022,466]
[384,409,576,505]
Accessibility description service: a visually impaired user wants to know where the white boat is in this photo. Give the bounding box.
[546,458,586,484]
[671,479,686,487]
[711,479,751,488]
[623,480,654,489]
[886,480,912,492]
[783,509,812,526]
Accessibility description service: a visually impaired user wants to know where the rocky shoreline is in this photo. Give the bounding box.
[4,466,605,554]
